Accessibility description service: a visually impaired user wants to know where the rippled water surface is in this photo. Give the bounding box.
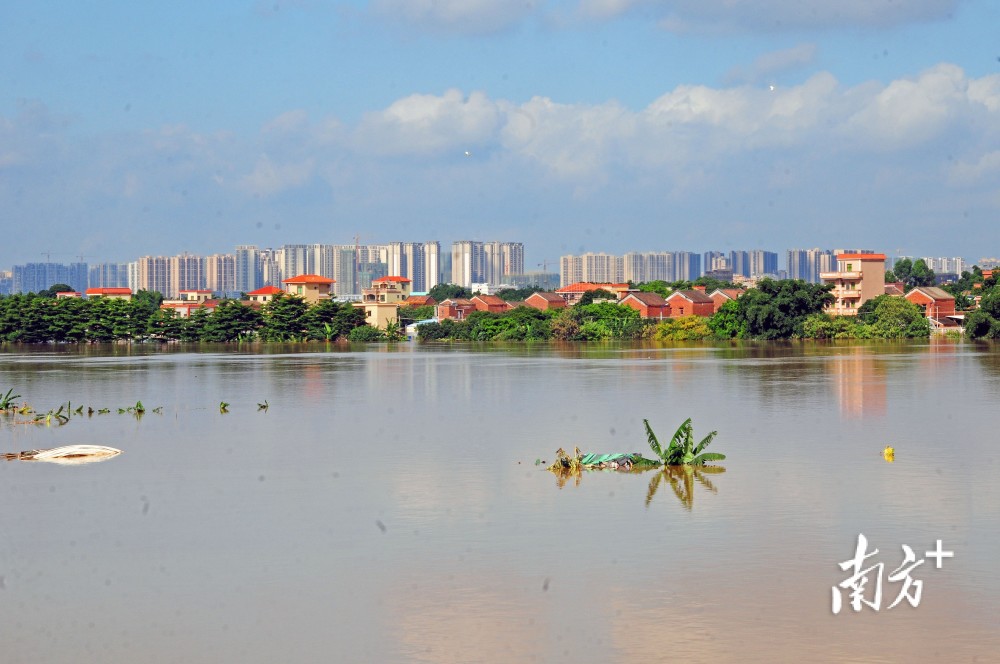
[1,341,998,663]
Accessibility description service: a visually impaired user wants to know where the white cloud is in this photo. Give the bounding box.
[948,151,1000,186]
[355,89,501,155]
[578,0,964,32]
[239,154,316,197]
[371,0,537,35]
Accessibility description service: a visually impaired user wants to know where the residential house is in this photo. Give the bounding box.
[555,282,631,305]
[283,274,334,304]
[246,285,283,305]
[708,288,744,313]
[178,289,213,303]
[159,299,219,319]
[356,276,411,329]
[665,290,715,318]
[471,294,510,313]
[619,292,670,319]
[905,286,959,329]
[820,253,886,316]
[55,291,82,299]
[437,298,477,321]
[85,287,133,301]
[884,282,906,297]
[403,295,437,307]
[524,292,566,311]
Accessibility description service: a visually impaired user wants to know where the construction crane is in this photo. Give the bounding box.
[537,259,557,273]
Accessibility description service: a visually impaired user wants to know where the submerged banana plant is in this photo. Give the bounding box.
[643,418,725,466]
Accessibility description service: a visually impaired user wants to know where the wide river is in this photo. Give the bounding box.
[0,341,997,663]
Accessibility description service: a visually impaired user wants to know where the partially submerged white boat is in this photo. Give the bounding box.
[4,445,123,465]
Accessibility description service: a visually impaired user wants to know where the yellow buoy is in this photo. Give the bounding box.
[883,446,895,463]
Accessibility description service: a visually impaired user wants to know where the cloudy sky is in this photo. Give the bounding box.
[2,0,999,270]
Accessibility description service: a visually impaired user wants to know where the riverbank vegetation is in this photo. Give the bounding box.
[0,291,366,343]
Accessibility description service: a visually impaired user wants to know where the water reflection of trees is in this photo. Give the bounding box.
[549,464,725,511]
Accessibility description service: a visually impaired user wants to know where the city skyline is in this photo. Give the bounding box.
[2,239,981,297]
[2,3,999,269]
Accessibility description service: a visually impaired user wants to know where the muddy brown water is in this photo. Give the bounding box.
[1,341,997,662]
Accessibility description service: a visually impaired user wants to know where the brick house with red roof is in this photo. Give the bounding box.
[471,294,510,313]
[403,295,437,307]
[555,282,631,305]
[525,292,566,311]
[665,290,716,318]
[905,286,958,327]
[708,288,744,313]
[437,298,477,321]
[619,292,670,319]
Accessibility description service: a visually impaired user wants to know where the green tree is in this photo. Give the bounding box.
[428,283,472,301]
[261,293,310,341]
[862,296,930,338]
[38,283,75,298]
[576,289,618,306]
[710,279,833,339]
[348,324,386,342]
[146,308,186,341]
[203,300,264,341]
[909,259,936,287]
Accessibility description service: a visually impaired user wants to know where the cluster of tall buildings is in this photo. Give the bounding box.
[558,248,972,287]
[1,240,526,298]
[560,250,780,286]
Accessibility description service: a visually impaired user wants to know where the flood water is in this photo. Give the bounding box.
[1,341,998,663]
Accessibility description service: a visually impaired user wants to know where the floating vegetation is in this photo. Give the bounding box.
[0,388,22,410]
[3,445,123,465]
[219,401,230,414]
[257,400,269,411]
[546,418,727,508]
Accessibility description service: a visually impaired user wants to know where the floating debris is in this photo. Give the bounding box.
[3,445,123,465]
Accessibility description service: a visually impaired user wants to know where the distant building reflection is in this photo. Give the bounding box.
[830,347,887,418]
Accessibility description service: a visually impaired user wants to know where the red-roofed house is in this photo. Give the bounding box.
[354,276,411,328]
[708,288,744,313]
[619,292,670,319]
[665,290,715,318]
[403,294,437,307]
[246,285,283,305]
[160,299,220,319]
[437,298,477,321]
[555,282,631,305]
[905,287,958,327]
[283,274,334,303]
[524,292,566,311]
[471,294,510,313]
[85,287,133,301]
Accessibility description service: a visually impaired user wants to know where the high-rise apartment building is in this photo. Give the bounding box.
[673,252,701,282]
[235,245,262,294]
[88,263,130,289]
[729,251,750,278]
[204,254,236,296]
[748,250,778,278]
[170,254,204,297]
[451,241,522,287]
[451,241,485,287]
[559,252,624,286]
[387,241,441,293]
[623,252,674,283]
[703,251,730,272]
[786,249,835,283]
[134,256,171,296]
[11,262,88,294]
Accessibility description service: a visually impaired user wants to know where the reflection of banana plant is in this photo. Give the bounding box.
[645,465,725,510]
[644,418,725,466]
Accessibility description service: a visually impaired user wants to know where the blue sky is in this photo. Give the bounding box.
[2,0,999,270]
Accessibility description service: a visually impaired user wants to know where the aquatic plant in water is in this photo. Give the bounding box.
[643,417,725,466]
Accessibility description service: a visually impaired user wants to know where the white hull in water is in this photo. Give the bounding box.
[3,445,123,465]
